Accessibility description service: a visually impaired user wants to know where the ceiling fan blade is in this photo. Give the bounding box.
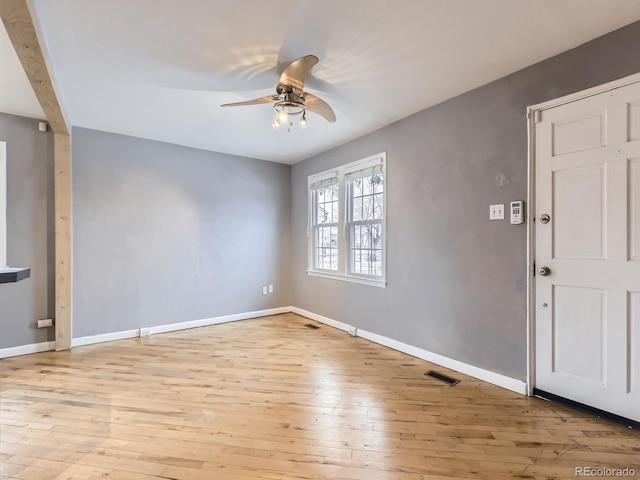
[220,95,279,107]
[279,55,318,93]
[303,93,336,123]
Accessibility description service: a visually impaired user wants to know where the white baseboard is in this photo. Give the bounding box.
[357,329,528,394]
[148,306,291,335]
[71,306,291,347]
[72,329,139,347]
[290,307,358,335]
[292,307,528,395]
[0,340,55,359]
[1,306,527,396]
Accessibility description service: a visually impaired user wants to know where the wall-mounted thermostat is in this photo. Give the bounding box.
[510,201,524,224]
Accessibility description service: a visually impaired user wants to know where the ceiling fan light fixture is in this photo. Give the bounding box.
[272,96,307,131]
[220,56,336,129]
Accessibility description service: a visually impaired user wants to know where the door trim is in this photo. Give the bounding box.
[526,72,640,397]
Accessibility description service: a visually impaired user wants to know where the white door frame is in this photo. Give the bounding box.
[526,71,640,396]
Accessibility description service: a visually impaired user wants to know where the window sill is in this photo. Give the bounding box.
[306,270,386,288]
[0,267,31,284]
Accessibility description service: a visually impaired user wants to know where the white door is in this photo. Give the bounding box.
[535,80,640,422]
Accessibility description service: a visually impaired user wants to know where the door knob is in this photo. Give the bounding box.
[539,214,550,224]
[538,266,551,276]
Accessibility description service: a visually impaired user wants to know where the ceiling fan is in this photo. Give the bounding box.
[221,55,336,129]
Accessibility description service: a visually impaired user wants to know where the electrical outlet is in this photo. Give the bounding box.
[268,284,273,293]
[37,318,54,328]
[490,204,504,220]
[139,327,151,337]
[262,286,268,295]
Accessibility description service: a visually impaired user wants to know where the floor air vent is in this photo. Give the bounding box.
[304,323,320,330]
[424,370,460,386]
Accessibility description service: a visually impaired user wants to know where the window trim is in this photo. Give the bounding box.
[307,152,386,287]
[0,141,6,268]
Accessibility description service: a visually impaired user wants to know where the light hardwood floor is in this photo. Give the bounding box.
[1,313,638,479]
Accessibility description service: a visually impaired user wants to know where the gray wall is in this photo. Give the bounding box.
[291,22,640,381]
[72,128,292,337]
[0,112,55,348]
[4,20,640,378]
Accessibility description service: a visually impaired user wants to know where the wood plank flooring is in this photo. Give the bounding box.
[1,313,638,479]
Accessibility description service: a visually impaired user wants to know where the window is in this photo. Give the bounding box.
[310,178,339,271]
[0,141,6,268]
[307,152,386,287]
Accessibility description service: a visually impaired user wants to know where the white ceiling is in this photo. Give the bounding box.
[9,1,640,163]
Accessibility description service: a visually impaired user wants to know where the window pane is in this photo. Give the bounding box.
[363,176,373,195]
[366,225,373,248]
[373,193,383,219]
[373,225,380,248]
[373,173,384,193]
[322,226,337,247]
[332,200,339,224]
[330,248,338,270]
[353,178,362,197]
[350,222,383,277]
[350,174,384,222]
[315,226,338,271]
[353,196,363,221]
[352,248,382,277]
[317,203,326,223]
[362,195,373,220]
[332,184,339,200]
[315,185,339,225]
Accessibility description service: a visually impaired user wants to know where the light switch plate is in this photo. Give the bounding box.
[490,204,504,220]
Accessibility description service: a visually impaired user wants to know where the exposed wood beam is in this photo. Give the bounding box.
[53,133,72,351]
[0,0,68,134]
[1,0,72,350]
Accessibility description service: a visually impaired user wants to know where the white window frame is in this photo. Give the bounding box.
[307,152,386,287]
[0,141,6,268]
